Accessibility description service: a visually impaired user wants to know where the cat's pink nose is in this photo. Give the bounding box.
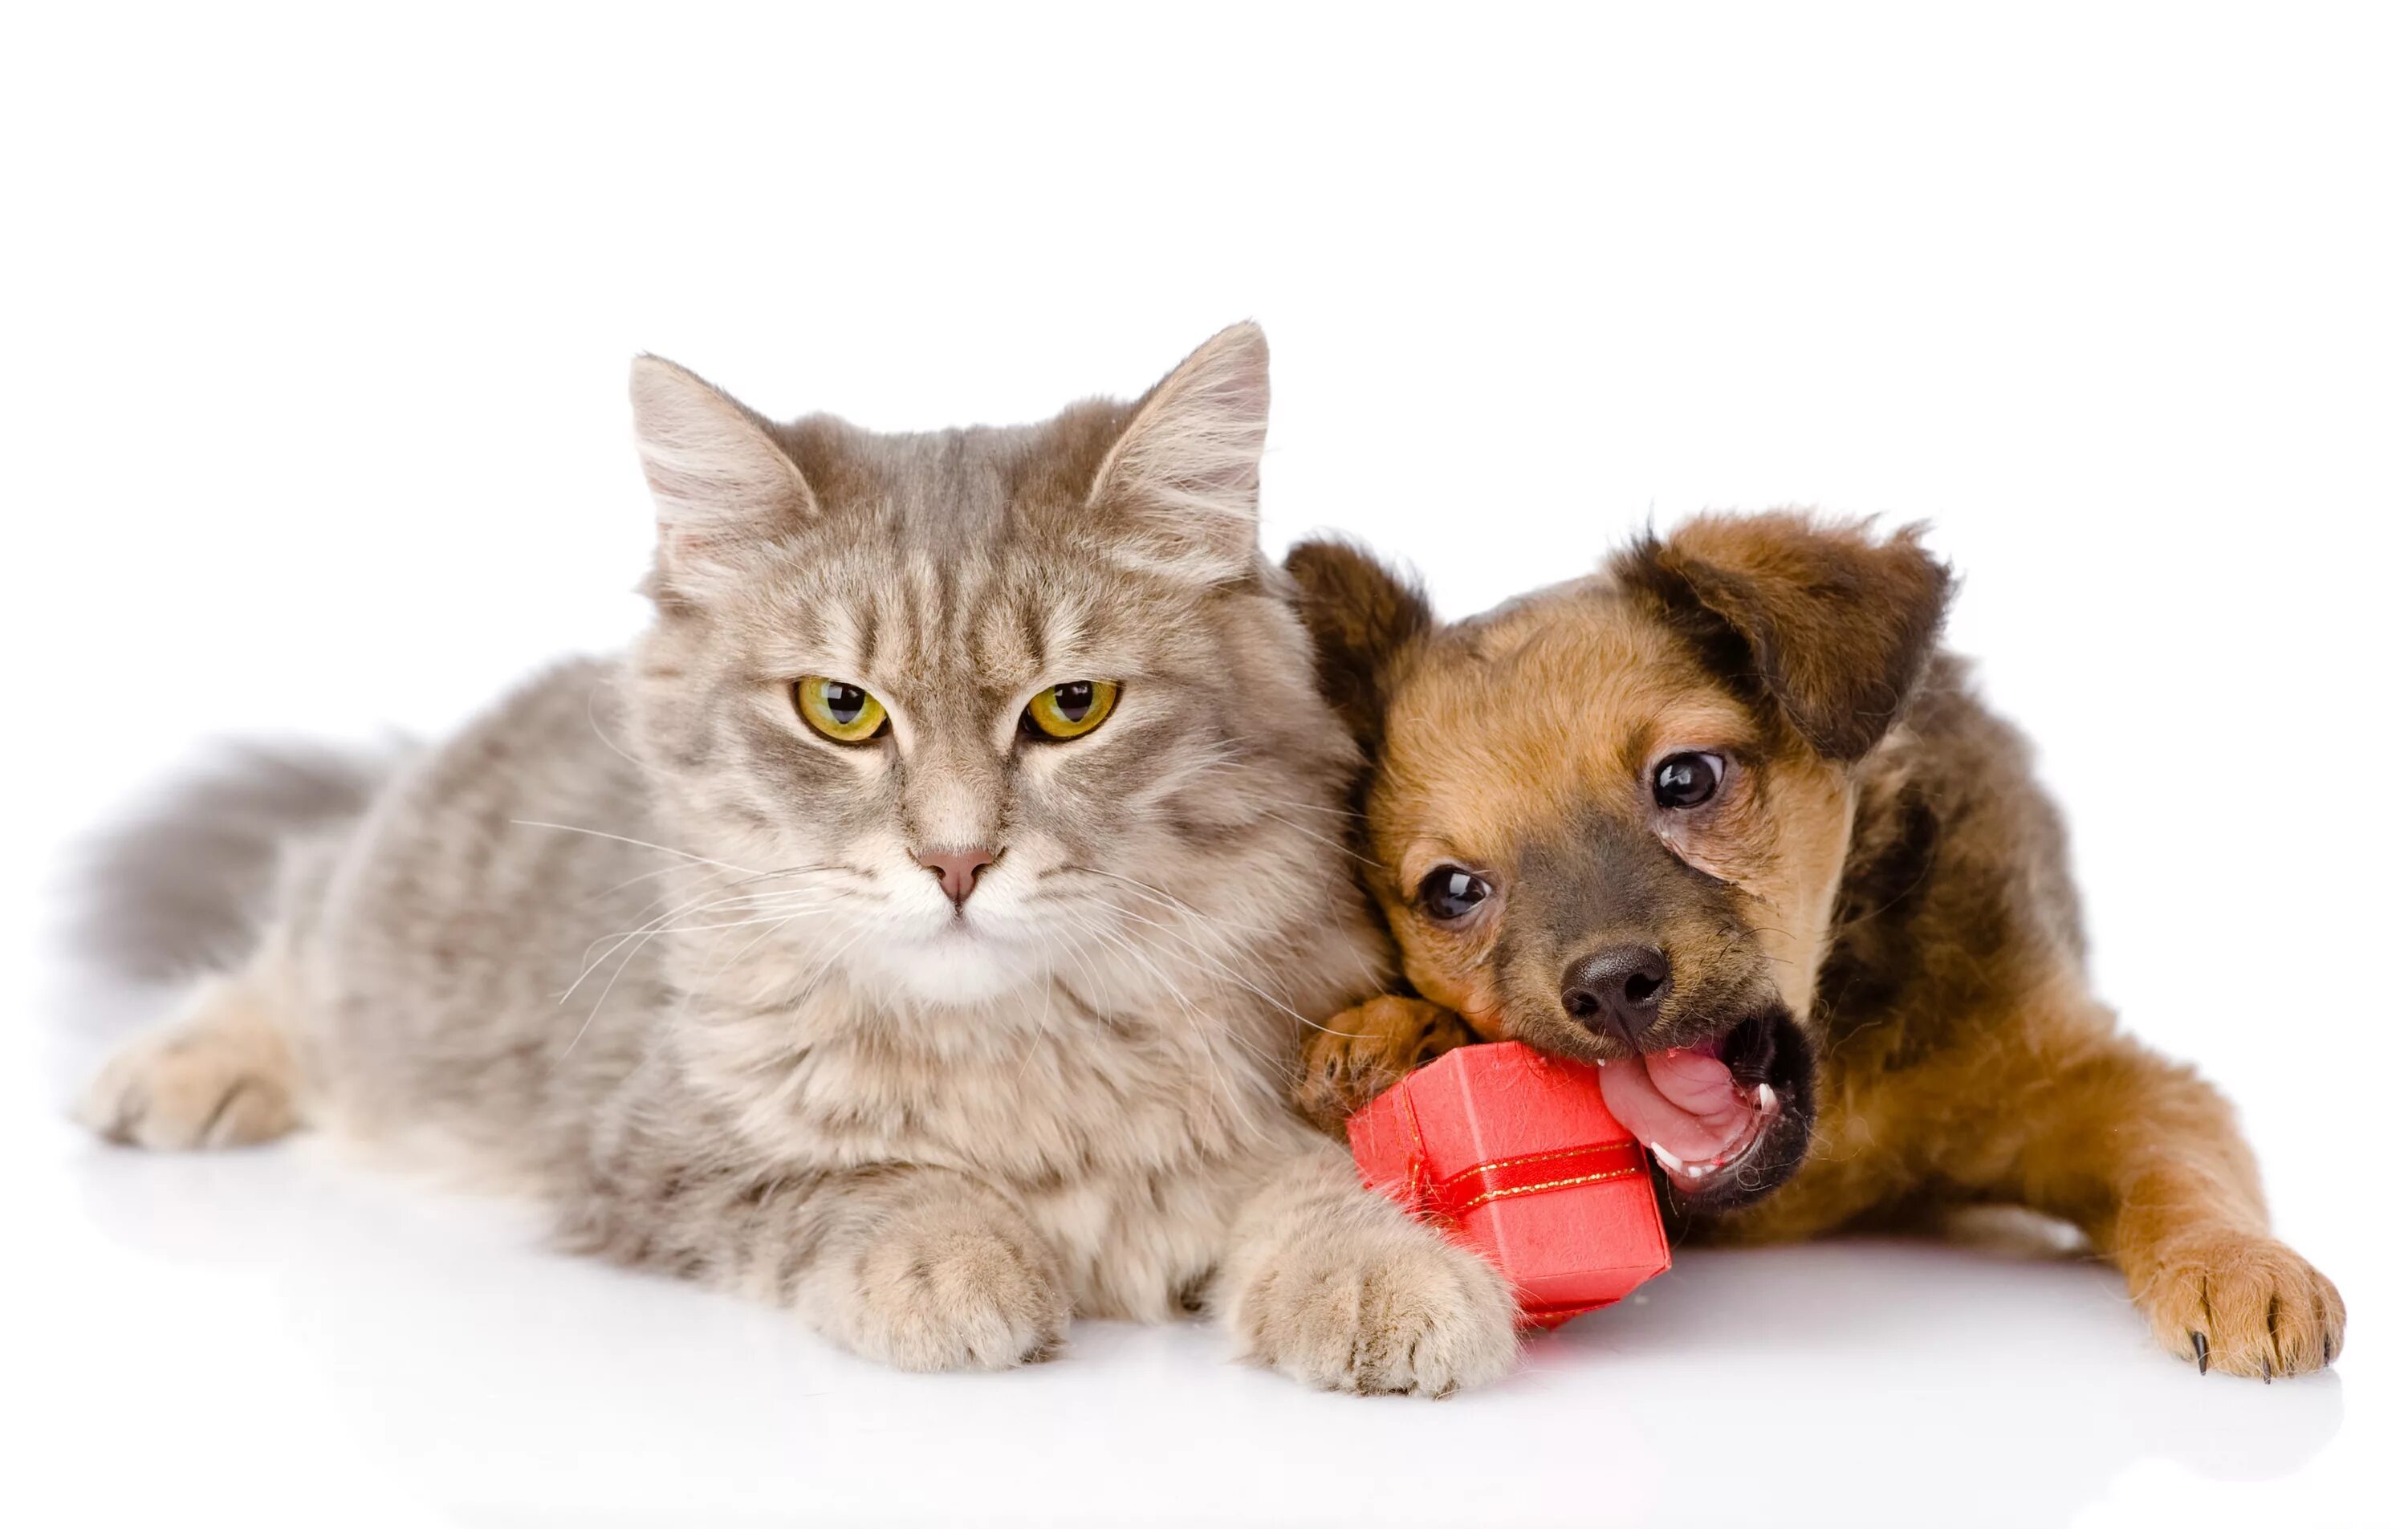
[917,846,997,906]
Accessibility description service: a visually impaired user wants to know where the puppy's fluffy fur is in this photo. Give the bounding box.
[1289,513,2344,1378]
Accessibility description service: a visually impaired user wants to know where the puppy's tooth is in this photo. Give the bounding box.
[1756,1083,1778,1112]
[1684,1163,1706,1179]
[1649,1143,1684,1173]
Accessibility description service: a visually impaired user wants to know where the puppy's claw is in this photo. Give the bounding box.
[2140,1232,2341,1378]
[1293,997,1476,1137]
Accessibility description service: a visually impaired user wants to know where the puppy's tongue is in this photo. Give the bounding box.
[1597,1044,1757,1163]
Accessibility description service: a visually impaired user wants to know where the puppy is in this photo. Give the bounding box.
[1287,513,2343,1378]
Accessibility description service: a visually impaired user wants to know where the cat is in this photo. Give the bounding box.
[75,325,1520,1395]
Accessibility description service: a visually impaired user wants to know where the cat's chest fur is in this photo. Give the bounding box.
[665,956,1305,1318]
[674,963,1291,1173]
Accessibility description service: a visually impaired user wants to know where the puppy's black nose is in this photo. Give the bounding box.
[1561,945,1670,1044]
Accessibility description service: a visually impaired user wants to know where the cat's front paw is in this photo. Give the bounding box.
[1234,1210,1519,1397]
[2130,1229,2345,1378]
[836,1199,1072,1372]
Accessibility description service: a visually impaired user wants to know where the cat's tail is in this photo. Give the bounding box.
[70,738,407,983]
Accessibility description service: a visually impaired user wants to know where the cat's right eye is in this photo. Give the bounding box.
[795,677,889,744]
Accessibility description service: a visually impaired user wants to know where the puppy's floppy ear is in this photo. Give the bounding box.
[1614,513,1953,761]
[1283,539,1433,746]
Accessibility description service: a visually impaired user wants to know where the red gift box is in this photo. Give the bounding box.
[1349,1041,1670,1329]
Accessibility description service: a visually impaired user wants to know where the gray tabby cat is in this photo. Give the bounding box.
[75,326,1519,1395]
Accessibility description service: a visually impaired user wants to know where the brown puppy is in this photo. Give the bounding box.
[1287,513,2344,1378]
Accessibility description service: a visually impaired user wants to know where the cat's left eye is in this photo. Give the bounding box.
[795,677,889,743]
[1023,681,1120,741]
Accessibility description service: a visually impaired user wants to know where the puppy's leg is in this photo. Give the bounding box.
[1294,995,1477,1136]
[1220,1135,1519,1397]
[2003,1010,2344,1377]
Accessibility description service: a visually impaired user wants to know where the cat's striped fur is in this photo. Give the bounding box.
[77,327,1520,1394]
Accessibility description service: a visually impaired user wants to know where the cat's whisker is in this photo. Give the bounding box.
[1148,940,1347,1043]
[558,884,850,1074]
[1064,905,1292,1086]
[1046,873,1341,1049]
[1090,893,1349,1039]
[592,893,872,1079]
[1238,795,1369,822]
[583,858,745,908]
[589,868,813,938]
[574,869,863,970]
[639,905,847,937]
[553,894,849,1070]
[1257,812,1384,870]
[592,860,869,911]
[571,883,825,988]
[1013,936,1064,1092]
[1050,908,1271,1141]
[675,900,866,1031]
[1051,864,1279,937]
[566,880,764,998]
[509,819,765,876]
[1162,757,1372,824]
[584,676,675,782]
[786,907,884,1002]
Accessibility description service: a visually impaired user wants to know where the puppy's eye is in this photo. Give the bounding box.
[796,677,889,743]
[1023,681,1120,741]
[1417,866,1491,922]
[1653,751,1724,809]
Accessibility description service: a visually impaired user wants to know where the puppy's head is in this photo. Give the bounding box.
[1289,514,1950,1213]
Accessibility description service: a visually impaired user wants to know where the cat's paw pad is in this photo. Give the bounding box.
[1235,1219,1519,1397]
[2133,1230,2344,1378]
[76,1007,299,1151]
[847,1215,1072,1372]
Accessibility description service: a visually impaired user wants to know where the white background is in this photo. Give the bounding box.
[3,4,2402,1525]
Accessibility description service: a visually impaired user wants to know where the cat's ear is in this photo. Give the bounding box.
[629,356,816,589]
[1283,538,1433,749]
[1086,323,1271,584]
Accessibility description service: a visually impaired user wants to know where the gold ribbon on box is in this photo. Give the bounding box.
[1425,1140,1649,1222]
[1389,1087,1648,1226]
[1385,1088,1653,1328]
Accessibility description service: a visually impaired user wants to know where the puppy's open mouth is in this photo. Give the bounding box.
[1596,1010,1815,1213]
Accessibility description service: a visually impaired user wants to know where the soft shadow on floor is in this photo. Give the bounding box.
[58,1121,2349,1529]
[48,972,2345,1529]
[1531,1231,2344,1524]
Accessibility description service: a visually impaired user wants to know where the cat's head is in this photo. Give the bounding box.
[623,327,1366,1013]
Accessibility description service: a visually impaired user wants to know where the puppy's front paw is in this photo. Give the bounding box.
[1235,1214,1519,1397]
[839,1201,1071,1372]
[1295,996,1476,1137]
[2131,1230,2345,1378]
